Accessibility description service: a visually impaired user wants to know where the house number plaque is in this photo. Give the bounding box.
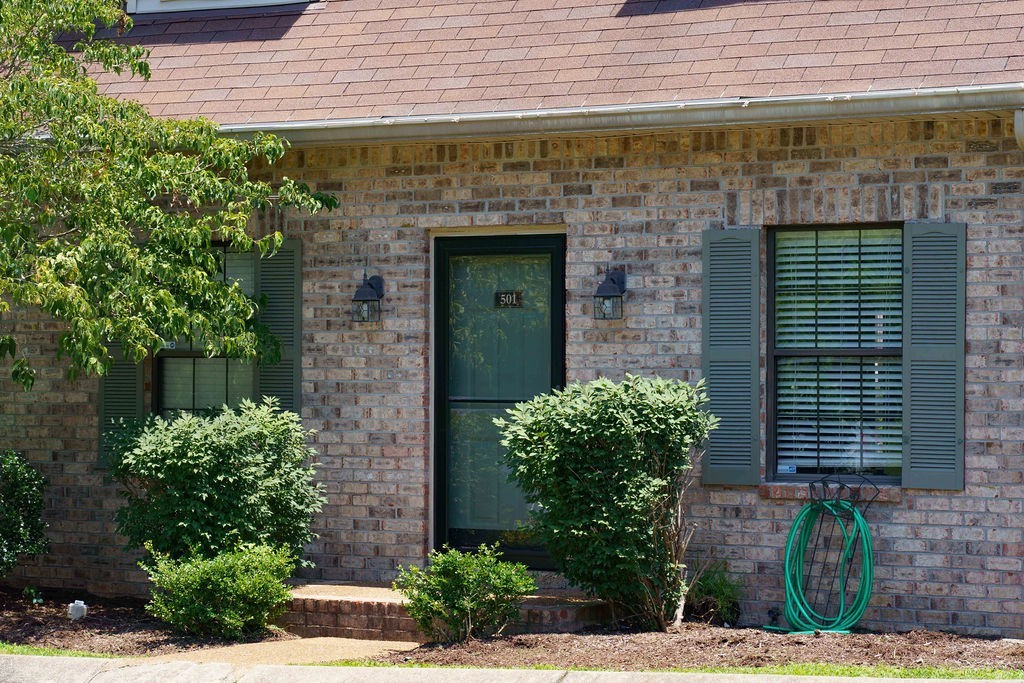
[494,290,523,308]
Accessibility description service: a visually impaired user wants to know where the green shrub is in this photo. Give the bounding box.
[496,374,717,630]
[686,560,742,626]
[143,543,294,639]
[393,544,536,643]
[108,398,325,561]
[0,450,48,577]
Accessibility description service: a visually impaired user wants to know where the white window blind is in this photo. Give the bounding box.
[775,357,902,475]
[773,228,903,477]
[775,229,902,349]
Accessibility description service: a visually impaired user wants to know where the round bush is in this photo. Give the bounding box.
[109,397,325,561]
[143,543,294,639]
[0,449,48,577]
[496,374,717,630]
[394,544,536,643]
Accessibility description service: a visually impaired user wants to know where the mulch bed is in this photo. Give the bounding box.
[3,586,1023,671]
[383,623,1024,672]
[0,586,294,657]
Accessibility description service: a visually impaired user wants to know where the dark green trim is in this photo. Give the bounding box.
[433,234,565,568]
[902,222,966,490]
[97,343,144,462]
[701,228,761,485]
[256,239,302,414]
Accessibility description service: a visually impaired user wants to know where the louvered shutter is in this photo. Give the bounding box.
[702,229,761,485]
[902,223,966,490]
[98,343,144,460]
[256,239,302,414]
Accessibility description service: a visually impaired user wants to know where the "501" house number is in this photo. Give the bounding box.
[494,290,523,308]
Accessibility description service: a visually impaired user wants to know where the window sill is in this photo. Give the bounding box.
[758,482,902,504]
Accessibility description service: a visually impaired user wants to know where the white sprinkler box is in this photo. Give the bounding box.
[68,600,88,621]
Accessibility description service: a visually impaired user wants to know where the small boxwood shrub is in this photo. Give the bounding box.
[0,449,48,577]
[496,374,716,630]
[108,398,325,561]
[393,544,536,643]
[143,543,293,639]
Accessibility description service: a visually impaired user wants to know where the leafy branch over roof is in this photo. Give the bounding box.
[0,0,336,389]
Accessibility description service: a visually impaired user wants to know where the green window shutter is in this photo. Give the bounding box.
[902,223,966,490]
[98,343,143,459]
[256,239,303,414]
[702,228,761,485]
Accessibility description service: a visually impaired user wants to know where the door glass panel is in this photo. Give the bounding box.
[447,254,551,400]
[447,402,531,531]
[446,253,552,545]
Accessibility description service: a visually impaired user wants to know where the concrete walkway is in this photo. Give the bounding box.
[142,636,417,665]
[0,655,1007,683]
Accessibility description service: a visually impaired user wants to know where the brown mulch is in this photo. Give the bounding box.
[3,585,1023,671]
[382,623,1024,672]
[0,586,294,657]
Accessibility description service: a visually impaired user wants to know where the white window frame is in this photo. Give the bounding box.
[127,0,307,15]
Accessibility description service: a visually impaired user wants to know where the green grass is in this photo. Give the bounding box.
[0,642,113,658]
[318,659,1024,678]
[676,663,1024,679]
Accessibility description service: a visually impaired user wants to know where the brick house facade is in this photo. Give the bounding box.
[3,1,1024,637]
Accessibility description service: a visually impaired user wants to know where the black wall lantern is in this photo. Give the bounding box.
[593,268,626,320]
[352,272,385,323]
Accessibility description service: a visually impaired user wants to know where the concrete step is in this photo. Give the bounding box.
[279,583,610,643]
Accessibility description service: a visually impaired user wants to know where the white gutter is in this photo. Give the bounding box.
[219,83,1024,145]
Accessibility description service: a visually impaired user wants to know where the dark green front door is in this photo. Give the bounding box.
[435,235,565,562]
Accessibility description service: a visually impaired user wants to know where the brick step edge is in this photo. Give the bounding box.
[279,596,611,642]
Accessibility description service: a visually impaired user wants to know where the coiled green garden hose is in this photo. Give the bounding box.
[781,498,874,633]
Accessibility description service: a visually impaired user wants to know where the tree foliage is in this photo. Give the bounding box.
[496,374,717,630]
[0,0,335,388]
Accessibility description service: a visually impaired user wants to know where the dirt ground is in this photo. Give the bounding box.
[0,586,293,656]
[3,586,1024,671]
[384,624,1024,672]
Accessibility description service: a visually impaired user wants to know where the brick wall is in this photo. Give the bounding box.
[3,115,1021,636]
[0,310,148,596]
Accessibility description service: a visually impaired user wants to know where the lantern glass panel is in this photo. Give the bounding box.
[352,299,381,323]
[594,294,623,320]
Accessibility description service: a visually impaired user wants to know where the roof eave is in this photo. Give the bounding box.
[220,83,1024,145]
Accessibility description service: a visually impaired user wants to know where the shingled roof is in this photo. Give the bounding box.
[100,0,1024,128]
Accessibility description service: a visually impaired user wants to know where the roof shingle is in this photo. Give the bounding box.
[97,0,1024,125]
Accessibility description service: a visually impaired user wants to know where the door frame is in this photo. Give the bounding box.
[432,234,566,562]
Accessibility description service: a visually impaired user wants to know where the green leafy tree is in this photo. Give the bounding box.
[0,0,335,389]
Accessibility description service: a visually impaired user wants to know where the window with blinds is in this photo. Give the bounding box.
[771,227,903,478]
[156,249,257,416]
